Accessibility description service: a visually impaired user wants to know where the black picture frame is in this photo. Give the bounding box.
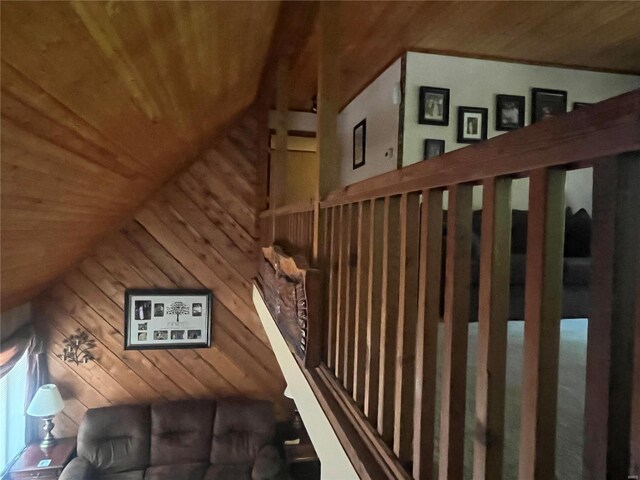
[531,88,567,123]
[457,107,488,144]
[573,102,592,110]
[353,118,366,169]
[495,94,525,131]
[124,289,212,350]
[418,86,450,125]
[424,139,445,160]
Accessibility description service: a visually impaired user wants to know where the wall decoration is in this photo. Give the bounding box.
[353,118,366,169]
[124,289,212,350]
[496,94,525,130]
[424,139,445,159]
[573,102,592,110]
[531,88,567,123]
[457,106,488,144]
[418,86,450,125]
[58,329,96,365]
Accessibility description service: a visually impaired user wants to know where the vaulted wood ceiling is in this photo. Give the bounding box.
[2,1,640,312]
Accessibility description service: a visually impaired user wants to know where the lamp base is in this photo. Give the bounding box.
[40,416,57,452]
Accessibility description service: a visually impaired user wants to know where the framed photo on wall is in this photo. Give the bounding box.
[424,139,445,159]
[457,107,488,144]
[418,86,450,125]
[124,289,212,350]
[496,94,525,130]
[531,88,567,123]
[353,118,366,169]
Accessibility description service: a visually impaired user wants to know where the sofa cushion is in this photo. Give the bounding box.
[203,464,252,480]
[150,400,215,466]
[78,404,150,473]
[210,399,275,465]
[563,257,591,286]
[98,471,145,480]
[144,462,208,480]
[564,208,591,257]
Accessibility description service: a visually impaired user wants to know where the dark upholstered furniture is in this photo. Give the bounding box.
[466,208,592,321]
[59,398,285,480]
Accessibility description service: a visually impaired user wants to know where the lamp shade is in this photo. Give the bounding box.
[27,384,65,417]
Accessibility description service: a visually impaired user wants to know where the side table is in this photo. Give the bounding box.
[9,437,76,480]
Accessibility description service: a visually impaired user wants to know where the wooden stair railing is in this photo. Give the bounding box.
[258,89,640,480]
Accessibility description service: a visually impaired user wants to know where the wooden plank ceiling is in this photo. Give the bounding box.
[34,111,291,435]
[290,1,640,110]
[1,1,280,311]
[3,1,640,311]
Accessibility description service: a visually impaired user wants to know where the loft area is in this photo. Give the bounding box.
[1,2,640,480]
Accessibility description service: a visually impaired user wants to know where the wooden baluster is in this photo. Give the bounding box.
[393,192,421,463]
[327,206,339,370]
[354,200,371,407]
[473,177,512,480]
[365,197,384,423]
[336,204,350,380]
[518,168,566,480]
[413,188,444,480]
[344,203,358,392]
[631,248,640,480]
[378,195,401,446]
[439,183,473,480]
[584,154,640,479]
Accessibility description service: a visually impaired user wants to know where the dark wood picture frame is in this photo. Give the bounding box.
[495,94,525,131]
[353,118,366,169]
[418,86,450,125]
[424,139,445,159]
[124,288,212,350]
[531,88,567,123]
[457,106,488,144]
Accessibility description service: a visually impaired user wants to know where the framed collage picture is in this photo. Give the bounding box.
[124,289,212,350]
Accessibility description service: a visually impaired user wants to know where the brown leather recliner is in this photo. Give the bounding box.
[59,398,286,480]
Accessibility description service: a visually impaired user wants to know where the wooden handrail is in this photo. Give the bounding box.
[259,200,315,218]
[321,89,640,207]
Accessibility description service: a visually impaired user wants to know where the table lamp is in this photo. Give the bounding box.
[27,384,65,450]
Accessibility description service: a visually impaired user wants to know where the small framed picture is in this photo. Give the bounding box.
[531,88,567,123]
[418,86,450,125]
[353,119,366,169]
[573,102,591,110]
[457,107,488,144]
[496,94,525,130]
[424,139,445,159]
[124,289,212,350]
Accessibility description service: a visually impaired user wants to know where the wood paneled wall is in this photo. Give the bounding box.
[33,113,289,437]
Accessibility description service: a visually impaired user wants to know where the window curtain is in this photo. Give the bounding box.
[24,334,49,444]
[0,323,51,444]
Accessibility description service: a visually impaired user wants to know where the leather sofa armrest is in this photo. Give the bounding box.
[59,457,97,480]
[252,445,286,480]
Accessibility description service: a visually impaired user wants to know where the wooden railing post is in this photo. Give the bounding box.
[413,188,444,480]
[439,183,473,480]
[518,168,566,480]
[354,200,372,407]
[584,152,640,479]
[473,177,512,480]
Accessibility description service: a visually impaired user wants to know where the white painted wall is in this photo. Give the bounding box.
[337,59,402,188]
[253,287,360,480]
[403,52,640,212]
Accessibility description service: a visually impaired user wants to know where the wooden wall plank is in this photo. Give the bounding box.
[33,115,290,435]
[438,183,473,480]
[473,177,512,480]
[518,168,566,480]
[412,188,443,480]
